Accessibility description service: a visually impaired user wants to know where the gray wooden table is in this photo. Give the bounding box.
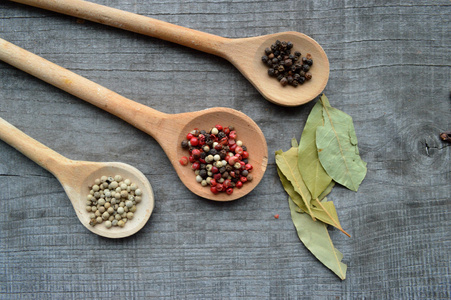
[1,1,450,299]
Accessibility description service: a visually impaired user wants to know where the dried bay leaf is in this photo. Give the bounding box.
[298,99,332,199]
[275,148,314,218]
[316,95,367,191]
[277,166,307,212]
[276,150,349,236]
[288,196,347,280]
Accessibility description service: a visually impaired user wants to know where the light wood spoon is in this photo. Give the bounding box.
[0,117,154,238]
[11,0,329,106]
[0,38,268,201]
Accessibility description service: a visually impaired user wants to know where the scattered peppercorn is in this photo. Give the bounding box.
[86,175,141,228]
[180,125,253,195]
[262,40,313,87]
[440,131,451,143]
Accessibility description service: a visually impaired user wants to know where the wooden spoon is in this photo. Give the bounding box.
[0,117,154,239]
[11,0,329,107]
[0,38,268,201]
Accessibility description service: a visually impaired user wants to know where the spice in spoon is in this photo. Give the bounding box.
[261,40,313,87]
[180,125,253,195]
[86,175,141,228]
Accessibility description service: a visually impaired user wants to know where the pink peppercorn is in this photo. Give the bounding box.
[210,186,219,194]
[190,137,199,146]
[179,156,189,166]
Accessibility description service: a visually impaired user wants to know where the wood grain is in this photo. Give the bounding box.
[1,0,450,299]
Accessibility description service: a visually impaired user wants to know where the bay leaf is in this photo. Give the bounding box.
[291,137,299,148]
[288,196,347,280]
[316,95,367,191]
[276,166,307,212]
[277,164,349,236]
[275,148,314,218]
[312,197,350,237]
[298,99,332,199]
[318,181,335,200]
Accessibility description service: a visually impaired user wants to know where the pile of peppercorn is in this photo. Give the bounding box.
[180,125,253,195]
[261,40,313,87]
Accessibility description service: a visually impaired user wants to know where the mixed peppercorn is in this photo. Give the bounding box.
[180,125,253,195]
[86,175,141,228]
[261,40,313,87]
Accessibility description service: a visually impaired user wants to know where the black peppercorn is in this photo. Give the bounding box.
[306,59,313,66]
[181,140,189,148]
[280,77,288,86]
[294,51,301,57]
[268,68,275,76]
[305,72,312,80]
[287,41,293,49]
[219,150,227,159]
[302,64,310,72]
[291,80,299,87]
[261,55,268,63]
[277,74,284,81]
[199,169,207,178]
[265,47,272,55]
[272,58,278,64]
[284,59,293,67]
[287,76,293,84]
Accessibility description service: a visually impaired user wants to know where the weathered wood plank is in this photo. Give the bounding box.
[1,0,450,299]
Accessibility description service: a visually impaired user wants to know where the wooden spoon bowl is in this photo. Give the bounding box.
[174,108,268,201]
[224,31,329,106]
[0,117,154,239]
[11,0,329,106]
[0,38,268,201]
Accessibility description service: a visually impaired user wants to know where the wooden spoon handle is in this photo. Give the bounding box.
[0,117,71,175]
[0,38,168,142]
[11,0,230,57]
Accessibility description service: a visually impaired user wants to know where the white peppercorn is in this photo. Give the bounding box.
[87,174,142,229]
